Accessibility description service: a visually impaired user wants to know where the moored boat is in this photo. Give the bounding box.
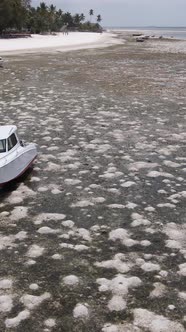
[0,125,37,186]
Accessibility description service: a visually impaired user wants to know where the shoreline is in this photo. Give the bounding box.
[1,30,186,56]
[107,27,186,40]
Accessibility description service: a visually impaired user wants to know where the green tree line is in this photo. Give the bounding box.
[0,1,102,34]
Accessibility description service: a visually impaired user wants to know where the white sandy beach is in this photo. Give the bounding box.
[0,32,121,55]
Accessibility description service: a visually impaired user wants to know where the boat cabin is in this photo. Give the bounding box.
[0,125,19,154]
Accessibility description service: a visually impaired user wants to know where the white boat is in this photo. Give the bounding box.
[0,125,37,186]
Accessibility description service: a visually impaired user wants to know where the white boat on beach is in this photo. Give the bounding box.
[0,125,37,186]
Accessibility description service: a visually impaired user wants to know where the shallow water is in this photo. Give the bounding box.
[0,41,186,331]
[110,27,186,40]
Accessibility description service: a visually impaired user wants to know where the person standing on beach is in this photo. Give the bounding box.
[62,24,68,35]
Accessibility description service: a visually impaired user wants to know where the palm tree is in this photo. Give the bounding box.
[74,13,81,25]
[36,2,49,33]
[63,12,73,27]
[49,4,56,13]
[0,0,11,32]
[89,9,93,23]
[26,6,37,32]
[97,14,102,24]
[49,4,56,31]
[39,2,47,12]
[55,9,63,31]
[11,0,27,31]
[80,13,85,23]
[57,9,63,17]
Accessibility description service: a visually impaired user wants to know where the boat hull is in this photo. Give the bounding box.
[0,145,37,186]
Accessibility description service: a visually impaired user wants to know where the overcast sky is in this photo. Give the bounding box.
[32,0,186,27]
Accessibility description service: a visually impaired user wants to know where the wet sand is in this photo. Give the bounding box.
[0,33,186,332]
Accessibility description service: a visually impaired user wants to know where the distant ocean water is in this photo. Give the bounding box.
[106,27,186,40]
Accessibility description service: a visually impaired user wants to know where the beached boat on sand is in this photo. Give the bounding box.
[0,125,37,186]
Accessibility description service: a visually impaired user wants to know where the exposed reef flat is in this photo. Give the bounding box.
[0,34,186,331]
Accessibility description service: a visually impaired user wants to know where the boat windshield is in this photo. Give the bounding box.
[0,139,6,153]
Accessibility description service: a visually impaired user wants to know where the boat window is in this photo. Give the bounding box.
[0,139,6,153]
[8,134,18,151]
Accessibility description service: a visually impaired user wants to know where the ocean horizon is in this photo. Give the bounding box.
[105,26,186,40]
